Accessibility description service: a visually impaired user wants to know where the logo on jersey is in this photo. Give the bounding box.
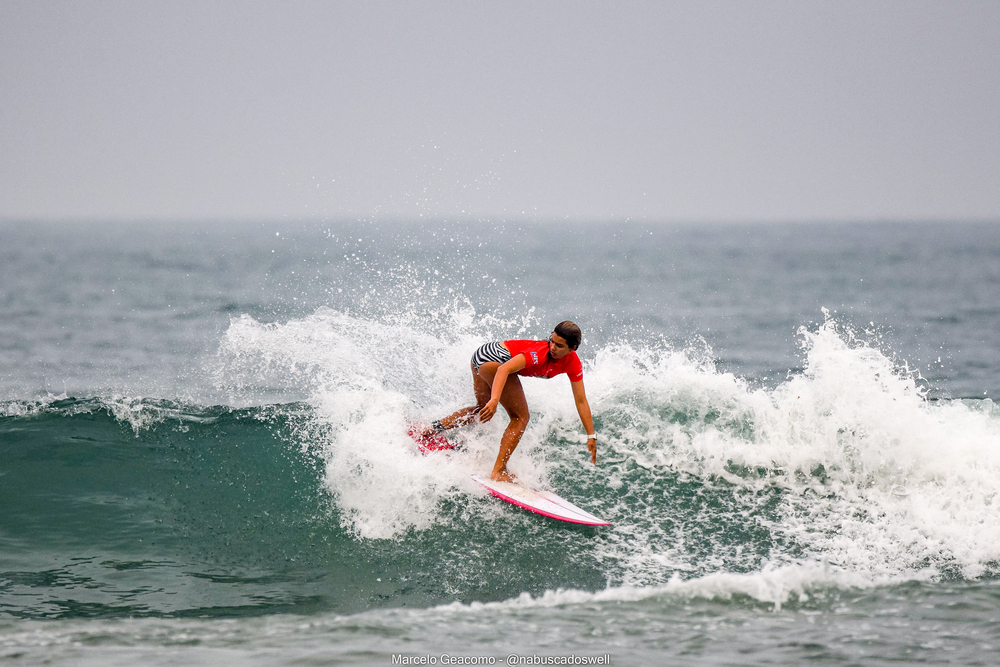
[530,351,538,364]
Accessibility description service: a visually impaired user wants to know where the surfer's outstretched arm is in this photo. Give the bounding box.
[571,380,597,464]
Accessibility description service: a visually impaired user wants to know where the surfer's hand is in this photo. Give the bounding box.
[588,437,597,464]
[479,400,499,423]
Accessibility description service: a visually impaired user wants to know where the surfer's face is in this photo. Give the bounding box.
[548,332,572,359]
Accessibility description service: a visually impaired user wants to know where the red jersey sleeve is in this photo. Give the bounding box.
[563,352,584,383]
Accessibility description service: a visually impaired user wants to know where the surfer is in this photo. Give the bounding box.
[423,321,597,482]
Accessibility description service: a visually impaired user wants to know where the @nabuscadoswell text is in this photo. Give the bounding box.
[392,655,612,665]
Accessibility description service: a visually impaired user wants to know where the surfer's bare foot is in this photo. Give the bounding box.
[491,469,516,483]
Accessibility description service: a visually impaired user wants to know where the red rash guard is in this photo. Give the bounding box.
[504,340,584,383]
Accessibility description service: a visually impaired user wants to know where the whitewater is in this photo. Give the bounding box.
[2,220,1000,665]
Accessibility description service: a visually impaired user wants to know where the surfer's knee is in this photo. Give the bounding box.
[509,409,529,431]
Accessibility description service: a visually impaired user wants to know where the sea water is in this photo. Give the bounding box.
[2,220,1000,665]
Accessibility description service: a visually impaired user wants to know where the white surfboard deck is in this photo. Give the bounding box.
[470,473,611,526]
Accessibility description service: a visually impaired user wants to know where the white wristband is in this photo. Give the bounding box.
[586,433,597,442]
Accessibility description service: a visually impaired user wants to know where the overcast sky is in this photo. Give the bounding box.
[2,1,998,223]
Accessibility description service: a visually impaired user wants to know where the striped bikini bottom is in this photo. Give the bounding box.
[470,341,512,369]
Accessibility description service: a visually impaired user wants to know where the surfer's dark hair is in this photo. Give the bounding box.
[554,321,582,350]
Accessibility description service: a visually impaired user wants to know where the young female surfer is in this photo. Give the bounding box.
[423,321,597,482]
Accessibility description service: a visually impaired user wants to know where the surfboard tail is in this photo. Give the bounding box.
[407,424,456,453]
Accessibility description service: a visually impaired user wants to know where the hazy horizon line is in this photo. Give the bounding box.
[4,216,999,227]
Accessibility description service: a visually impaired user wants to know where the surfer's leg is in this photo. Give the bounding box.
[427,363,496,433]
[489,373,529,483]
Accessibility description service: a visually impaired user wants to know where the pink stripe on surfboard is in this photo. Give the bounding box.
[471,474,611,526]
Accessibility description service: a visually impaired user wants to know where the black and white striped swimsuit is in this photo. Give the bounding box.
[471,341,512,369]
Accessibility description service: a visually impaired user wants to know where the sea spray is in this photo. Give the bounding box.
[213,305,1000,586]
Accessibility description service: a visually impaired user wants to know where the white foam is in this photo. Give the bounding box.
[433,561,890,613]
[216,308,559,539]
[587,316,1000,580]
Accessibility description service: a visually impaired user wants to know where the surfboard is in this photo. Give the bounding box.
[407,424,456,453]
[470,473,611,526]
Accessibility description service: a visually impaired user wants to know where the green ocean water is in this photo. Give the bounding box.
[1,398,615,619]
